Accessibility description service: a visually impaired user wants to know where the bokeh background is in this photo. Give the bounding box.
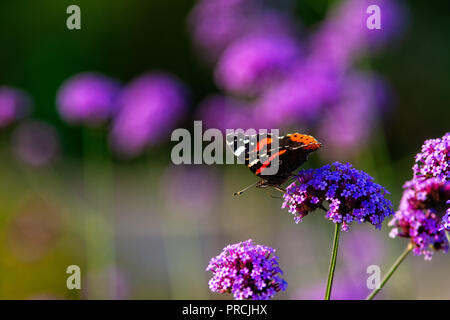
[0,0,449,299]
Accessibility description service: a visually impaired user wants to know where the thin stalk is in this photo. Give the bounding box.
[366,244,412,300]
[324,223,341,300]
[446,231,450,244]
[83,127,116,299]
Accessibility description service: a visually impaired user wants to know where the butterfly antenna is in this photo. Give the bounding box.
[233,181,259,196]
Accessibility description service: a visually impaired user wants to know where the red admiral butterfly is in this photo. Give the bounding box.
[226,132,321,195]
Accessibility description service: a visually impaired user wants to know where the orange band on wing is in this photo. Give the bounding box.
[252,137,273,153]
[255,149,287,175]
[288,133,321,150]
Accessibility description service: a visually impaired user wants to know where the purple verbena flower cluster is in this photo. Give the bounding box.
[206,239,287,300]
[282,162,394,231]
[389,178,450,259]
[389,133,450,259]
[412,132,449,181]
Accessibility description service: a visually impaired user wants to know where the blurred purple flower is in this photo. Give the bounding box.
[188,0,296,61]
[56,72,121,125]
[412,132,449,182]
[318,73,391,160]
[12,120,60,168]
[255,61,341,127]
[206,239,287,300]
[0,86,32,128]
[161,166,220,219]
[215,33,301,96]
[310,0,408,70]
[197,94,260,131]
[282,162,394,231]
[110,73,188,158]
[389,178,449,260]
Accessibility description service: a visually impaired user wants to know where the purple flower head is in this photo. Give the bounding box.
[56,72,121,125]
[0,86,32,128]
[206,239,287,300]
[110,73,188,158]
[12,121,60,168]
[282,162,394,231]
[389,178,450,260]
[412,132,449,182]
[215,33,301,96]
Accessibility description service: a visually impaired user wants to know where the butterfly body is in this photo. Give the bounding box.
[227,132,321,190]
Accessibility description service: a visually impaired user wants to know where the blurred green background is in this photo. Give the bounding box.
[0,0,448,299]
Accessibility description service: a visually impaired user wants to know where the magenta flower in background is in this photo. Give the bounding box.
[389,178,449,260]
[190,0,408,160]
[0,86,32,128]
[215,33,301,96]
[318,73,391,160]
[12,120,60,168]
[206,239,287,300]
[255,60,341,128]
[390,134,450,259]
[188,0,296,62]
[188,0,258,60]
[412,132,449,182]
[282,162,394,231]
[110,73,188,158]
[197,94,261,131]
[56,72,121,125]
[310,0,408,70]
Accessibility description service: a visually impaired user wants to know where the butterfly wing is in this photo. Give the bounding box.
[226,132,321,187]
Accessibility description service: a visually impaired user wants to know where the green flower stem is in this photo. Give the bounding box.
[366,244,413,300]
[83,127,116,299]
[446,231,450,244]
[325,223,341,300]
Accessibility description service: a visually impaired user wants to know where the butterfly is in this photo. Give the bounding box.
[226,132,322,195]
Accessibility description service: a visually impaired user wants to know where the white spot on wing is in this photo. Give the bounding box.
[234,146,246,156]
